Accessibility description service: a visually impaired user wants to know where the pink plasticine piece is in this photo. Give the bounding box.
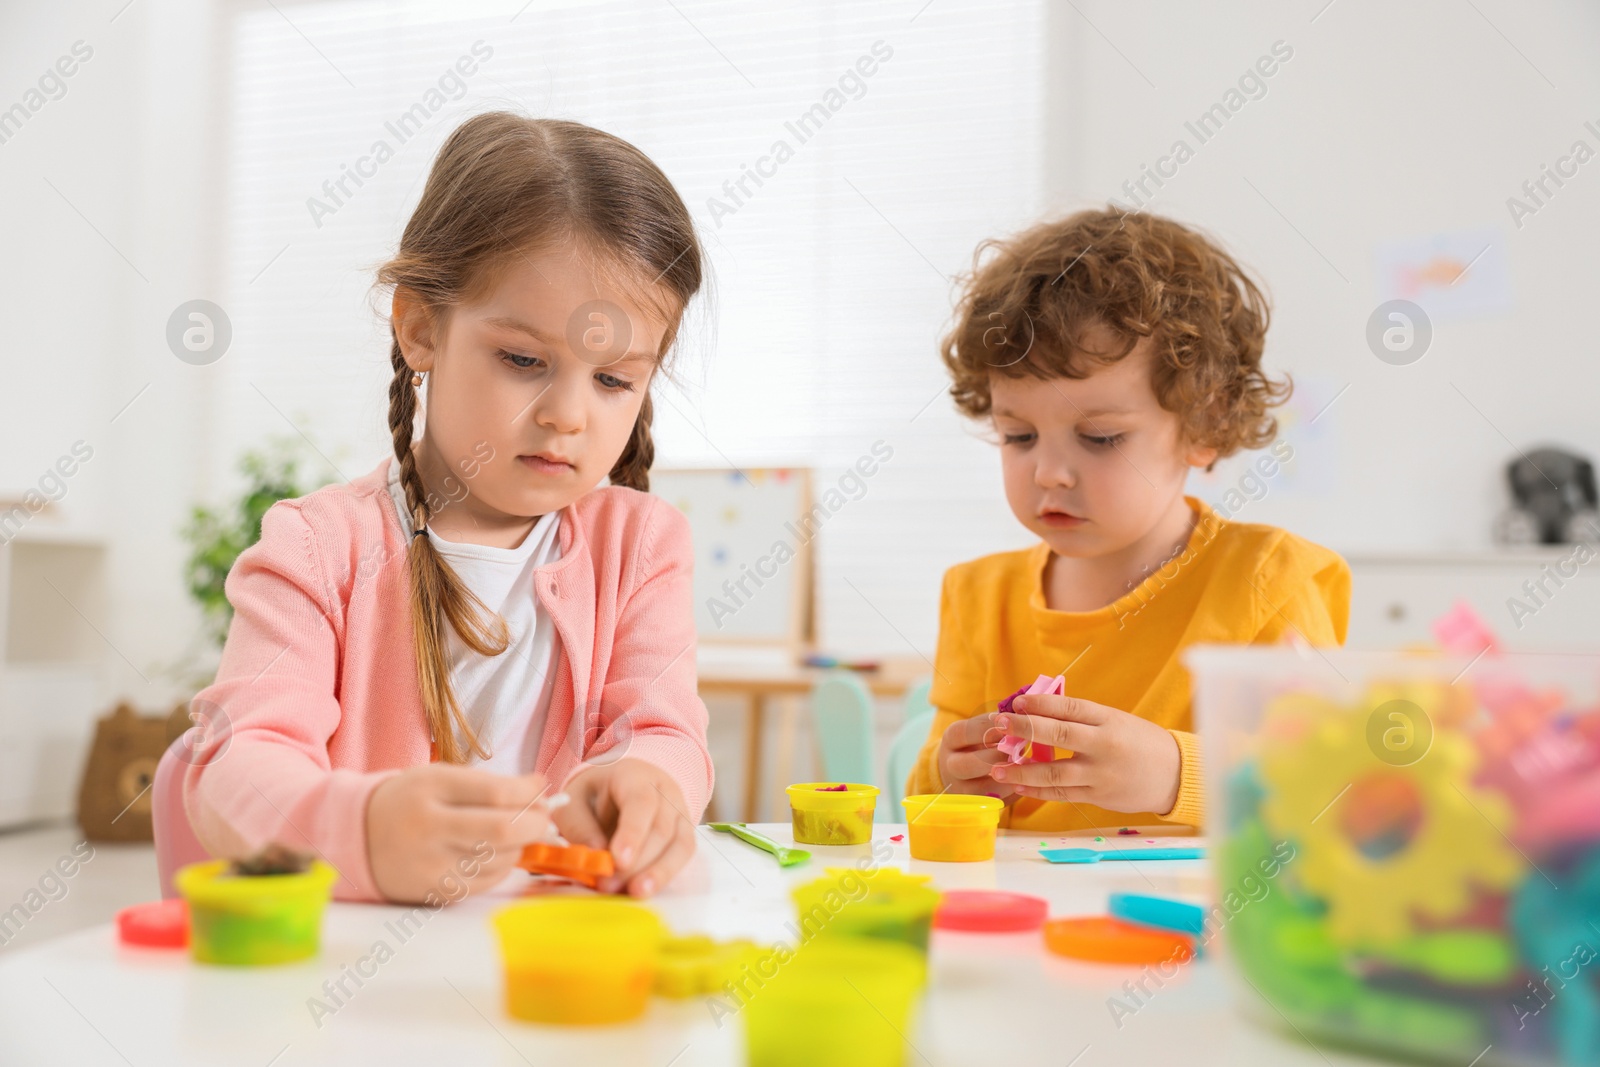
[889,834,905,843]
[998,674,1065,765]
[1519,770,1600,851]
[1433,600,1499,657]
[815,784,848,792]
[996,734,1029,762]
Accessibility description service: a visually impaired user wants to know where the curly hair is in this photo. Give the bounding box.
[940,207,1289,457]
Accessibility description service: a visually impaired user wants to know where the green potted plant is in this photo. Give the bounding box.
[182,441,330,647]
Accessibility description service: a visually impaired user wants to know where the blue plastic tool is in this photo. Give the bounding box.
[1039,846,1205,864]
[1109,891,1207,934]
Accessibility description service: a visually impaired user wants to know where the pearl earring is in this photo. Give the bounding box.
[410,372,422,387]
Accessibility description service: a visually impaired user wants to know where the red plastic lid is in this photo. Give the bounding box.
[934,890,1049,932]
[116,899,189,948]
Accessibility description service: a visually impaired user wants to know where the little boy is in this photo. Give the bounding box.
[908,208,1349,830]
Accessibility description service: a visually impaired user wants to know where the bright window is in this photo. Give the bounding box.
[223,0,1047,654]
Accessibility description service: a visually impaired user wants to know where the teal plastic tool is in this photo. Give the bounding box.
[708,823,811,867]
[1040,846,1205,864]
[1109,891,1206,934]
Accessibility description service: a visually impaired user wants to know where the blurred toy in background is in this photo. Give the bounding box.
[1493,446,1599,545]
[1199,605,1600,1066]
[77,702,194,843]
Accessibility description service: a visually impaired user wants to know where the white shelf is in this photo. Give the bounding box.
[1346,551,1600,649]
[0,664,99,825]
[0,536,108,828]
[1344,547,1591,567]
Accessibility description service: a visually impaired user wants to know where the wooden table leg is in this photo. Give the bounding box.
[742,692,765,823]
[771,694,799,820]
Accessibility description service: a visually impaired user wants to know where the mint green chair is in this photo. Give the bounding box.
[886,677,936,813]
[886,711,938,814]
[902,678,934,724]
[809,672,877,789]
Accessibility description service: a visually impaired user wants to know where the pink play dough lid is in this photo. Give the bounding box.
[933,890,1049,933]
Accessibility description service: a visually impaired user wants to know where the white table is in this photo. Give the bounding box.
[0,825,1384,1066]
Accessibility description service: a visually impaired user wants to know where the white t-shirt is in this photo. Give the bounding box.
[387,459,563,774]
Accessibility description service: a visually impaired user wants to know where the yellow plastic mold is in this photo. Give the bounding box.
[655,934,760,998]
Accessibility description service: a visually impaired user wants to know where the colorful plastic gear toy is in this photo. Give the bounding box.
[1260,688,1522,948]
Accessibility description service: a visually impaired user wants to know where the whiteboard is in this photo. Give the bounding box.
[652,468,813,648]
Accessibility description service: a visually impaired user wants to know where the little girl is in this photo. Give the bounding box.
[180,113,713,903]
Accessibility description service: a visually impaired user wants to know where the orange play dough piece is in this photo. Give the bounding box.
[517,843,616,888]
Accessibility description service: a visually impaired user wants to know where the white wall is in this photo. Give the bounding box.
[0,0,229,709]
[1051,0,1600,554]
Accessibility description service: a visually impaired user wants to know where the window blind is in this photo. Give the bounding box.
[222,0,1047,656]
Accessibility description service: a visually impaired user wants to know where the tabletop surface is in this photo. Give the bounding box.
[0,823,1385,1067]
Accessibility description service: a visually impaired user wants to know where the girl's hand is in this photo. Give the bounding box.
[935,712,1017,800]
[367,765,555,904]
[554,759,697,897]
[990,694,1181,816]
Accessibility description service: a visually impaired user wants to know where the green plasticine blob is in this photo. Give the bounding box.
[1221,821,1357,1016]
[1346,985,1485,1053]
[1367,930,1516,988]
[1221,817,1485,1059]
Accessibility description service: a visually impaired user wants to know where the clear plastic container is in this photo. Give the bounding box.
[786,783,879,845]
[901,794,1003,861]
[1188,645,1600,1067]
[743,938,924,1067]
[174,859,336,966]
[491,898,662,1025]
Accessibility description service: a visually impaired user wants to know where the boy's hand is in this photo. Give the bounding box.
[554,759,697,898]
[990,694,1181,816]
[935,713,1018,800]
[367,765,555,904]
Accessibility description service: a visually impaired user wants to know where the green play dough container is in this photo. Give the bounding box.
[175,859,337,966]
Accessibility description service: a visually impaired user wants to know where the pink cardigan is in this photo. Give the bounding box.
[182,460,714,901]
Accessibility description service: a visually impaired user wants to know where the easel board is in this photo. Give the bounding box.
[652,468,813,649]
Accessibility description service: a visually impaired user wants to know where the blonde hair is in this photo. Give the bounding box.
[375,113,702,762]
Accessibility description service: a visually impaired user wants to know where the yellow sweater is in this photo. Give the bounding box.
[908,498,1349,831]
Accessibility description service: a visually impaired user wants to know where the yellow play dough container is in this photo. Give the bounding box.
[491,897,662,1025]
[786,783,879,845]
[901,794,1004,861]
[174,859,337,966]
[744,938,924,1067]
